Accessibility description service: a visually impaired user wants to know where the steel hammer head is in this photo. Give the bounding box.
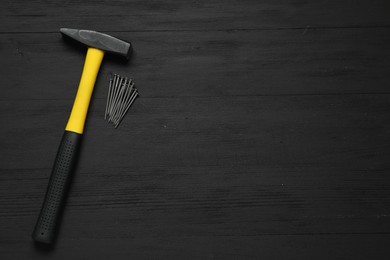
[60,28,132,59]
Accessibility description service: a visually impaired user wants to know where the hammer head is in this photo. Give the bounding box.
[60,28,132,59]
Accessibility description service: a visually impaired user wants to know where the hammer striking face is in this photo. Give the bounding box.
[32,28,132,244]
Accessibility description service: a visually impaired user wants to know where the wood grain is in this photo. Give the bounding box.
[1,95,390,170]
[1,0,390,259]
[1,0,389,32]
[1,28,390,101]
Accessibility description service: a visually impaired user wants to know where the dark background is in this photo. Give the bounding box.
[1,0,390,259]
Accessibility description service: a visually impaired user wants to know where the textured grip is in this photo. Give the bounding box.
[32,131,82,243]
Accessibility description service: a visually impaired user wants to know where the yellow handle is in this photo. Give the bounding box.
[65,48,105,134]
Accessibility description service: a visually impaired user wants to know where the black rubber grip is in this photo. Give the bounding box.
[32,131,82,243]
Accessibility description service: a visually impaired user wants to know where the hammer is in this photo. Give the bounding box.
[32,28,131,244]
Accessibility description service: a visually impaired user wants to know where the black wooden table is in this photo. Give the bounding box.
[1,1,390,259]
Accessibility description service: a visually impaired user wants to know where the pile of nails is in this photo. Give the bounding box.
[105,74,138,128]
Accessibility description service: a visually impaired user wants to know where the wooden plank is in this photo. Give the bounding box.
[1,28,390,100]
[1,165,389,235]
[1,95,389,170]
[0,232,389,259]
[1,0,390,32]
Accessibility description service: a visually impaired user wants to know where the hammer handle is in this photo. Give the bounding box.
[32,131,82,243]
[33,48,104,243]
[66,48,104,134]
